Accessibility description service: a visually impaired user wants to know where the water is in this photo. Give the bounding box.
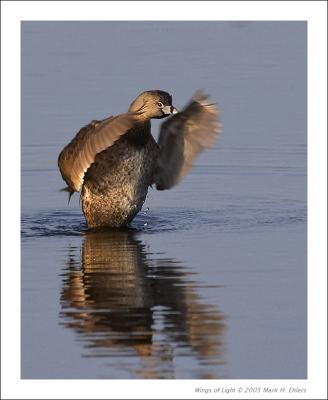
[21,21,307,379]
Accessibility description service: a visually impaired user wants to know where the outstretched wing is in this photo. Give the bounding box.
[58,113,138,192]
[154,91,221,190]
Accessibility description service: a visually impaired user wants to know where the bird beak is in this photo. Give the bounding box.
[162,105,178,115]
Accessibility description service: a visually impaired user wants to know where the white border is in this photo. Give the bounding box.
[1,1,327,399]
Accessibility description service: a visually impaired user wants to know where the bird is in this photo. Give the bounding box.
[58,90,221,228]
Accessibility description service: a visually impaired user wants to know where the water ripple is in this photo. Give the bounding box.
[21,202,306,239]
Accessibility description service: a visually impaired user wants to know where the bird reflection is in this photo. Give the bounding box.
[60,229,225,378]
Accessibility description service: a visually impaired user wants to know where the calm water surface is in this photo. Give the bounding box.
[21,22,307,379]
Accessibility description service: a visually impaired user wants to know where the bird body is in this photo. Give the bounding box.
[58,90,220,228]
[81,127,158,227]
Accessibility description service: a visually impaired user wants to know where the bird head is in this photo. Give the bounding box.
[128,90,178,119]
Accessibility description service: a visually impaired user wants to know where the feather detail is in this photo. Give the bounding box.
[154,90,221,190]
[58,113,138,192]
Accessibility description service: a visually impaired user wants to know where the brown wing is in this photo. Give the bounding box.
[58,113,138,192]
[154,91,221,190]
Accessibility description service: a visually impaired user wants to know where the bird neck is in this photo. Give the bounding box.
[126,120,151,147]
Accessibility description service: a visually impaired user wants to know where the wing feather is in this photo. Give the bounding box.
[58,113,137,192]
[155,91,221,190]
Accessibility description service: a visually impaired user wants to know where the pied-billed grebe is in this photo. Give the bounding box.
[58,90,220,228]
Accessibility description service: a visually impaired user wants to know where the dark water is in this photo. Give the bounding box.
[21,22,307,379]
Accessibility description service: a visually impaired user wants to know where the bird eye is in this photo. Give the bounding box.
[157,101,164,108]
